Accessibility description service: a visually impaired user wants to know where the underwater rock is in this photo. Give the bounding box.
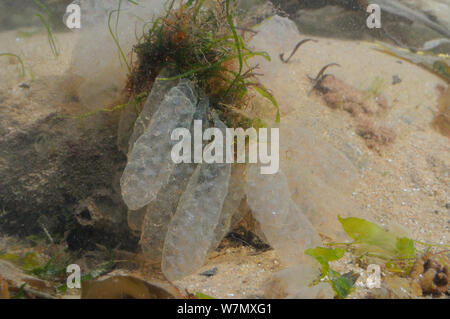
[369,275,423,299]
[274,1,450,45]
[81,276,181,299]
[139,97,208,263]
[0,260,55,299]
[369,0,450,38]
[0,78,135,249]
[246,165,321,266]
[0,0,70,32]
[294,5,367,40]
[410,251,450,296]
[67,187,137,251]
[162,115,232,281]
[120,81,198,211]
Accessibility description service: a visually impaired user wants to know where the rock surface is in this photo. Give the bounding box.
[0,259,55,299]
[274,0,450,51]
[0,76,136,250]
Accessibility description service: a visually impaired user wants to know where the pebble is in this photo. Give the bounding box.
[199,267,218,277]
[392,75,402,85]
[18,82,30,89]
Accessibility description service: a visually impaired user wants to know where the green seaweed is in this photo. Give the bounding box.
[305,247,345,279]
[337,215,416,259]
[16,30,38,39]
[64,0,279,126]
[108,5,132,73]
[433,61,450,80]
[0,253,20,263]
[195,292,215,299]
[253,85,280,123]
[305,246,354,299]
[11,283,28,299]
[225,0,243,94]
[127,0,278,124]
[328,270,357,299]
[57,260,115,294]
[0,252,41,272]
[0,53,25,77]
[304,215,430,298]
[365,76,385,99]
[33,0,59,58]
[27,256,67,280]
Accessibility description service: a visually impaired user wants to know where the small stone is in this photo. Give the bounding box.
[392,75,402,85]
[17,82,30,89]
[199,267,218,277]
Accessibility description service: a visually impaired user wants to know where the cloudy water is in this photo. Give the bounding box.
[0,0,449,301]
